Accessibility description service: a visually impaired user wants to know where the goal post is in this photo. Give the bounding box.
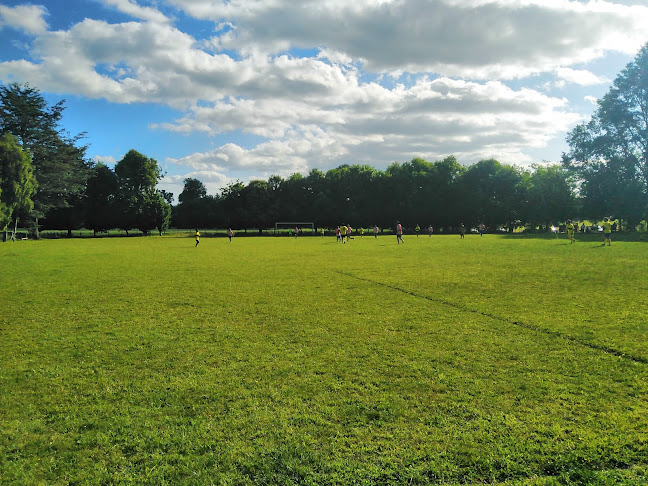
[274,222,315,235]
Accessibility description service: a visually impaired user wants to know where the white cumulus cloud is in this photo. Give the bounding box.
[555,68,609,86]
[0,4,48,35]
[0,0,644,188]
[167,0,648,78]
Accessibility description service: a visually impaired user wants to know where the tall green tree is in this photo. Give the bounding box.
[220,181,246,228]
[576,161,645,225]
[178,178,207,203]
[171,177,223,229]
[0,180,5,234]
[0,83,91,237]
[458,159,526,230]
[141,190,172,236]
[303,168,329,226]
[324,164,378,227]
[563,42,648,226]
[174,178,208,228]
[114,149,169,235]
[427,156,463,229]
[240,180,275,233]
[84,164,119,235]
[0,133,37,241]
[41,193,86,236]
[523,164,576,228]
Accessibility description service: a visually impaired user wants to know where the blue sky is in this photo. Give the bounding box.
[1,0,647,200]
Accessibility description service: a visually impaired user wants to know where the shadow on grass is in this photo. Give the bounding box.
[498,232,645,243]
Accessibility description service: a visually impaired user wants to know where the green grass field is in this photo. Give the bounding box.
[1,233,647,485]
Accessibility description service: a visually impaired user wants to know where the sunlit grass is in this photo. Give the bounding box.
[1,233,646,484]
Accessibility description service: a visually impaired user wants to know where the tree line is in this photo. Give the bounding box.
[0,83,171,239]
[2,42,647,238]
[173,158,575,233]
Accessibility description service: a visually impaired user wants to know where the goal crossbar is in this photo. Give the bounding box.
[274,222,314,230]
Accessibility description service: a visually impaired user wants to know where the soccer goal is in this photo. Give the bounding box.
[274,222,315,235]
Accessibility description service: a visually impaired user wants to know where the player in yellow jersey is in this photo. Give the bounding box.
[195,229,200,247]
[601,217,613,246]
[566,220,575,244]
[340,224,348,243]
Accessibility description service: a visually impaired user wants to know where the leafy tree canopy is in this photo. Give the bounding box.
[0,133,37,233]
[564,42,648,224]
[178,178,207,203]
[0,83,90,232]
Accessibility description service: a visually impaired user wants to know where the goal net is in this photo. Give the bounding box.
[274,222,315,235]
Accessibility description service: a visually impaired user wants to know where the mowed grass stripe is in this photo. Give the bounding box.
[341,271,648,365]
